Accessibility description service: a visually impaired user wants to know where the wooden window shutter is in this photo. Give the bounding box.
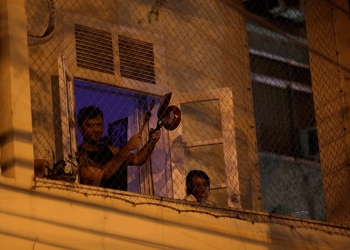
[75,24,115,75]
[118,35,156,84]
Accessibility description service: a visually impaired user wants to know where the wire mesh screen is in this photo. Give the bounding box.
[27,0,350,236]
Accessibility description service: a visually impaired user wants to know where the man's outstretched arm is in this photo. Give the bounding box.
[79,133,142,186]
[79,130,160,186]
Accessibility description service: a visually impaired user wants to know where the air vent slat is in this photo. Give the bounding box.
[120,56,154,65]
[77,57,114,66]
[75,36,113,47]
[118,36,152,46]
[120,63,156,71]
[76,49,114,61]
[119,44,153,51]
[77,60,114,70]
[120,49,153,57]
[118,35,156,84]
[75,25,114,75]
[120,67,155,79]
[75,34,112,43]
[120,50,153,57]
[77,64,114,74]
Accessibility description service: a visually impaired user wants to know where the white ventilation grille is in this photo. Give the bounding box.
[118,35,156,84]
[75,24,115,75]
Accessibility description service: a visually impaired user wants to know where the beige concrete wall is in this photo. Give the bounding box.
[332,2,350,145]
[219,4,262,211]
[1,0,350,248]
[304,0,350,224]
[1,180,350,249]
[0,0,34,185]
[331,0,350,223]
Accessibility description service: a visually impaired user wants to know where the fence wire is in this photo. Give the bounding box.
[26,0,350,236]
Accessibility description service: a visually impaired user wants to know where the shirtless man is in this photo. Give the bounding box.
[77,106,161,190]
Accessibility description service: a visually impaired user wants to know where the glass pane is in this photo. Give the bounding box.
[294,90,316,129]
[181,100,222,142]
[184,144,225,185]
[252,82,294,155]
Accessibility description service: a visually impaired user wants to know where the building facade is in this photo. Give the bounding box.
[1,0,350,248]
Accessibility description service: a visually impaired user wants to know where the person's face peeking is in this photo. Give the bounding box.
[79,115,104,143]
[191,176,209,202]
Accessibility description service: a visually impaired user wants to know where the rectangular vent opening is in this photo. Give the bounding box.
[75,24,115,75]
[118,35,155,84]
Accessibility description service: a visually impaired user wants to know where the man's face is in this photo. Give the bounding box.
[79,115,104,143]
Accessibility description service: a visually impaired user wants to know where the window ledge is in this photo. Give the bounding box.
[29,177,350,238]
[258,151,320,165]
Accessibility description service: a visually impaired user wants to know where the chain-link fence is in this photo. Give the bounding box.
[27,0,350,236]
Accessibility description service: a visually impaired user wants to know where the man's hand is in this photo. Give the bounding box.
[125,133,142,151]
[149,129,161,144]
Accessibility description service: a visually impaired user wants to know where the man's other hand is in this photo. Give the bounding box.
[126,133,142,151]
[149,129,161,143]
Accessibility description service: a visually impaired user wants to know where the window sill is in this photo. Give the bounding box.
[30,177,350,238]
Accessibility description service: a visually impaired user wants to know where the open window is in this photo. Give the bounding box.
[73,80,164,194]
[50,55,78,181]
[50,54,240,208]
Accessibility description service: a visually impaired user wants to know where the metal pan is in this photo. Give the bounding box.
[149,93,182,135]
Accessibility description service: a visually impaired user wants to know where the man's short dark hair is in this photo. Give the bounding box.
[186,170,210,195]
[77,106,103,127]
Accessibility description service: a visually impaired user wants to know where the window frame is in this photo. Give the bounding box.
[169,88,241,208]
[57,54,79,178]
[250,49,319,160]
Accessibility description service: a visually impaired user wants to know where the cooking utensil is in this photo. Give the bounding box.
[149,92,181,136]
[139,99,156,133]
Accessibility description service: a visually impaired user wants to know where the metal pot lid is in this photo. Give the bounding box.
[162,105,181,131]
